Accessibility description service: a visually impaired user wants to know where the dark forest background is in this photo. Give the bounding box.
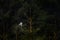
[0,0,58,40]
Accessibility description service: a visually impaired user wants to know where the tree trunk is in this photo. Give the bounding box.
[3,23,5,40]
[49,33,50,40]
[53,32,56,40]
[29,17,32,33]
[29,8,32,40]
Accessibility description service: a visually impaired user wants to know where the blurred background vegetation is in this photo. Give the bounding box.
[0,0,58,40]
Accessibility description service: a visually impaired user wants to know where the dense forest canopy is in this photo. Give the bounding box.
[0,0,58,40]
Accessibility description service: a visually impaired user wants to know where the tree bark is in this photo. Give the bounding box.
[53,32,56,40]
[29,8,32,40]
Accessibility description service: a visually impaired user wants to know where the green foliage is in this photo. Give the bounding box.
[0,0,57,40]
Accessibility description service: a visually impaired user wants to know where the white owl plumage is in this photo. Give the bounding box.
[19,22,23,26]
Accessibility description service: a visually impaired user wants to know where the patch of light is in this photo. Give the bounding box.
[19,22,23,26]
